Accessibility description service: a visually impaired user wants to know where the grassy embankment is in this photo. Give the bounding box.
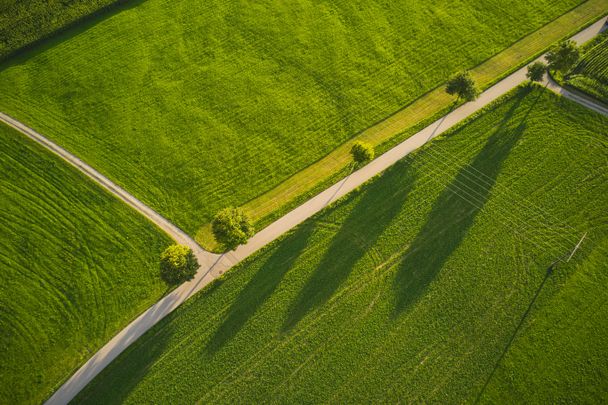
[0,123,172,404]
[77,87,608,403]
[1,0,604,250]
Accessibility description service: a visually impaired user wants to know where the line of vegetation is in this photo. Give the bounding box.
[0,123,172,404]
[0,0,126,61]
[234,0,607,246]
[0,0,601,250]
[565,30,608,104]
[76,87,608,403]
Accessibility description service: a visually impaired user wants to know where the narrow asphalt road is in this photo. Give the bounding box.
[0,112,220,268]
[545,75,608,116]
[0,16,603,405]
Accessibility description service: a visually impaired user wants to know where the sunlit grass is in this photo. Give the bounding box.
[77,87,608,403]
[0,123,171,404]
[0,0,600,248]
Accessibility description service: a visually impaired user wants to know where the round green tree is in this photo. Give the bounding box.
[351,141,375,165]
[526,61,547,83]
[546,40,579,74]
[446,71,479,101]
[212,207,255,249]
[160,244,199,284]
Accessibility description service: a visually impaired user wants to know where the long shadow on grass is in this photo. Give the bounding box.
[75,272,232,403]
[0,0,147,70]
[282,162,416,331]
[206,223,315,353]
[393,86,542,314]
[73,290,180,404]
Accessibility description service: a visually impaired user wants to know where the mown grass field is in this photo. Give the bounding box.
[0,0,120,60]
[567,32,608,104]
[76,87,608,403]
[0,123,172,404]
[0,0,591,245]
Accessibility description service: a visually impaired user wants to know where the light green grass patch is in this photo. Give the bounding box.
[0,0,587,243]
[76,87,608,403]
[0,123,172,404]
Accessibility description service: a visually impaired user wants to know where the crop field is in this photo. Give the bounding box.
[0,0,591,245]
[0,0,120,60]
[76,87,608,403]
[567,32,608,104]
[0,123,172,404]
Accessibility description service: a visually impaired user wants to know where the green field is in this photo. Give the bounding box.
[0,123,172,404]
[0,0,588,244]
[76,87,608,403]
[0,0,120,60]
[567,32,608,104]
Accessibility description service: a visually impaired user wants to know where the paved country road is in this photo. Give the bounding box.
[545,76,608,116]
[0,112,220,265]
[0,15,605,405]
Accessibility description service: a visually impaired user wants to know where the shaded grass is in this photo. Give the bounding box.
[76,87,608,403]
[0,123,172,404]
[0,0,601,248]
[0,0,126,61]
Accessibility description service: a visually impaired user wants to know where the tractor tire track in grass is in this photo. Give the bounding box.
[5,13,607,405]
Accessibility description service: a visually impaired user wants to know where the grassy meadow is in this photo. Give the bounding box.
[0,0,120,60]
[76,87,608,403]
[0,0,591,244]
[0,123,172,404]
[567,32,608,104]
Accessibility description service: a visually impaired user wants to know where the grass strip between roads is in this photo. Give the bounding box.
[194,0,607,251]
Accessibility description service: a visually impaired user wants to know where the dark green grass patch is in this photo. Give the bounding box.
[76,87,608,403]
[0,123,172,404]
[567,32,608,104]
[0,0,122,60]
[0,0,585,240]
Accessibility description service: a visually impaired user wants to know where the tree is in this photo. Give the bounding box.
[212,207,255,249]
[350,141,374,165]
[160,244,199,284]
[546,40,579,74]
[446,71,479,101]
[526,61,547,83]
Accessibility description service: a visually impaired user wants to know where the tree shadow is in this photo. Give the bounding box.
[282,162,416,331]
[73,290,180,404]
[0,0,148,71]
[206,223,315,353]
[393,87,541,315]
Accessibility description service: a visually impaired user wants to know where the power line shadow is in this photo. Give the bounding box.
[474,263,554,403]
[206,223,315,353]
[282,161,416,332]
[392,86,541,316]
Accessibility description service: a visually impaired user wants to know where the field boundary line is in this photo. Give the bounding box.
[545,75,608,116]
[1,16,602,405]
[229,2,608,238]
[0,112,208,254]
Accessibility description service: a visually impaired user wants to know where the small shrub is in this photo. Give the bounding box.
[446,71,479,101]
[160,244,199,284]
[212,208,255,249]
[351,141,375,165]
[526,61,547,83]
